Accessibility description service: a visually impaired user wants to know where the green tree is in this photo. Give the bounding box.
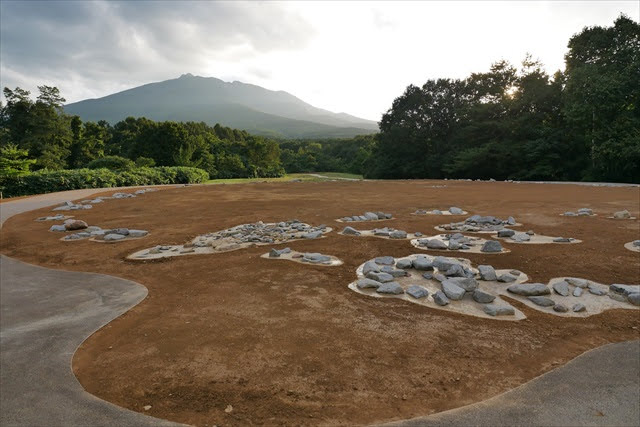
[0,144,36,177]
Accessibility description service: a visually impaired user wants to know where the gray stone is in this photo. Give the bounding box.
[395,259,413,269]
[627,293,640,306]
[526,230,535,235]
[366,271,394,283]
[342,226,360,235]
[608,293,627,303]
[433,273,446,282]
[483,304,515,316]
[577,208,593,215]
[49,225,67,232]
[553,237,572,243]
[498,273,518,283]
[431,210,443,215]
[432,256,457,272]
[362,261,380,275]
[507,216,516,225]
[390,230,407,239]
[103,233,126,241]
[412,257,434,271]
[566,278,588,288]
[380,266,408,277]
[633,240,640,247]
[441,280,466,300]
[553,281,570,296]
[478,265,497,281]
[127,230,148,238]
[445,277,478,292]
[448,240,462,250]
[613,210,631,219]
[511,233,531,242]
[573,303,586,312]
[109,228,129,236]
[507,283,551,296]
[588,287,607,296]
[376,282,404,295]
[364,212,379,220]
[472,289,496,303]
[422,272,434,280]
[356,278,383,290]
[375,256,395,265]
[528,296,555,307]
[497,229,516,238]
[303,231,322,239]
[610,284,640,296]
[553,304,569,313]
[563,211,577,216]
[414,232,423,237]
[302,253,331,264]
[384,213,393,219]
[481,240,503,253]
[426,239,447,250]
[406,285,429,299]
[433,291,450,306]
[573,287,583,297]
[449,207,464,215]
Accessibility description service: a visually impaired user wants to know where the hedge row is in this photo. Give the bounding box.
[0,167,209,198]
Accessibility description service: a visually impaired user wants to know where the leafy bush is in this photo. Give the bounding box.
[135,156,156,167]
[0,167,208,197]
[86,155,135,171]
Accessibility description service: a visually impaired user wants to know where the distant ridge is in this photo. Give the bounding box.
[64,74,378,138]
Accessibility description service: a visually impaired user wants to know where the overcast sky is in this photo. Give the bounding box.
[1,1,637,121]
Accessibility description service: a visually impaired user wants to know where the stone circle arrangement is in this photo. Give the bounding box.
[411,234,508,253]
[561,208,595,217]
[128,220,332,260]
[262,248,342,266]
[412,207,466,216]
[348,254,639,320]
[436,215,519,233]
[336,211,393,222]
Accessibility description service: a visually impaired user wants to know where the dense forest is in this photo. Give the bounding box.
[368,15,639,183]
[1,16,638,183]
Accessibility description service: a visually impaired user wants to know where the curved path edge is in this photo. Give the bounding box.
[1,187,184,426]
[378,340,640,426]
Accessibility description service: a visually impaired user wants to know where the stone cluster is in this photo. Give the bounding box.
[414,207,464,215]
[268,248,335,265]
[438,215,516,233]
[562,208,594,216]
[339,211,392,222]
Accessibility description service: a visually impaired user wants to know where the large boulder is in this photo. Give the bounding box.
[426,240,447,250]
[481,240,503,253]
[528,296,555,307]
[483,304,515,316]
[412,257,434,271]
[478,265,497,281]
[356,278,383,290]
[376,282,404,295]
[472,289,496,303]
[441,280,466,300]
[433,291,450,306]
[366,271,394,283]
[362,261,380,275]
[497,229,515,238]
[445,277,478,292]
[507,283,551,296]
[64,220,88,231]
[432,256,457,272]
[406,285,429,299]
[552,281,570,296]
[364,212,379,220]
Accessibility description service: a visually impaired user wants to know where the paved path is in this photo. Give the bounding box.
[383,340,640,427]
[1,187,638,426]
[1,188,181,426]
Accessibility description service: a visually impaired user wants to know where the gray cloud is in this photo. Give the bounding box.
[0,0,313,100]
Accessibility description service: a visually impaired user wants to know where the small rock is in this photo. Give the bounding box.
[553,304,569,313]
[613,210,631,219]
[390,230,407,239]
[395,259,413,269]
[362,261,380,275]
[225,404,233,413]
[449,207,464,215]
[497,273,518,283]
[366,271,394,283]
[627,293,640,306]
[103,233,126,241]
[364,212,379,220]
[375,256,396,265]
[553,237,572,243]
[610,284,640,296]
[127,230,148,238]
[497,229,515,238]
[427,239,448,250]
[303,231,322,239]
[511,233,531,242]
[412,257,434,271]
[566,278,588,288]
[64,220,88,231]
[49,224,67,232]
[441,280,466,300]
[143,405,152,411]
[342,226,360,236]
[573,303,586,312]
[573,287,583,297]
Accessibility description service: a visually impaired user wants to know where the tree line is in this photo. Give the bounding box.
[0,89,284,179]
[366,15,639,183]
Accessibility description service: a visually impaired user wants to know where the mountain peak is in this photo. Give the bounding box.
[179,73,195,79]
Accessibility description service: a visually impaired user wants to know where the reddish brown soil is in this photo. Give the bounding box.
[2,180,640,426]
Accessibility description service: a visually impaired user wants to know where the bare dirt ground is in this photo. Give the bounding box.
[1,180,639,426]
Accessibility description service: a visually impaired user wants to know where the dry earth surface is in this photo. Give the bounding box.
[1,180,639,426]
